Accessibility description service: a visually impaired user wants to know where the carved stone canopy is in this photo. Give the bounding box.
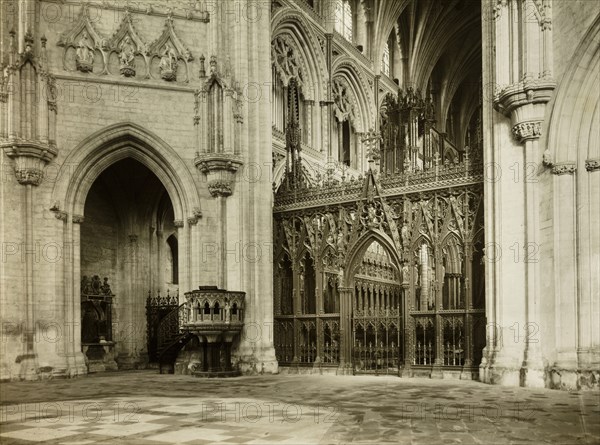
[107,11,149,77]
[57,6,107,73]
[148,16,193,82]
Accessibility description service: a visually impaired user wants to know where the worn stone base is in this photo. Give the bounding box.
[278,365,339,375]
[117,353,149,370]
[520,366,546,388]
[549,368,600,391]
[193,370,242,378]
[174,348,204,375]
[235,345,279,375]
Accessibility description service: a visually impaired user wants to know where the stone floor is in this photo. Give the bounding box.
[0,371,598,444]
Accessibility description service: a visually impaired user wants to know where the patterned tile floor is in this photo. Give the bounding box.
[0,371,598,444]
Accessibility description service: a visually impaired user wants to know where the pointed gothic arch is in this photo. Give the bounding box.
[343,229,402,287]
[51,122,201,221]
[271,10,328,101]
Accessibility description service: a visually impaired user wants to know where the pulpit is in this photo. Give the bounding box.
[182,286,245,377]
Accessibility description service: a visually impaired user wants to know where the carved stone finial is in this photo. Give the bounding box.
[199,54,206,77]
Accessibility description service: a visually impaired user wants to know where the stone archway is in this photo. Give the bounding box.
[50,122,201,374]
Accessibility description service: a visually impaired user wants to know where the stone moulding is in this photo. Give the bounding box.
[44,0,210,23]
[493,78,556,116]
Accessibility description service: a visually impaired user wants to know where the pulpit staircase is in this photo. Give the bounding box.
[156,303,192,373]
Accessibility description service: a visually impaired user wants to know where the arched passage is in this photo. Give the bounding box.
[50,122,201,371]
[343,232,403,375]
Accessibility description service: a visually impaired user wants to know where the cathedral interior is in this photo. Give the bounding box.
[0,0,599,443]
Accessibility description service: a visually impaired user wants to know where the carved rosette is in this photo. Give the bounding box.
[195,153,243,199]
[512,121,542,142]
[551,162,577,176]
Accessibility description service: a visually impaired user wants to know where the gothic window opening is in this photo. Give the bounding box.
[342,120,351,166]
[324,275,339,313]
[382,41,390,77]
[272,67,286,135]
[301,252,316,314]
[207,80,224,153]
[442,238,463,310]
[471,238,485,310]
[278,254,294,315]
[166,235,178,285]
[335,0,353,42]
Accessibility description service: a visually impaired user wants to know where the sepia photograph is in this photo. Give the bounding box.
[0,0,598,444]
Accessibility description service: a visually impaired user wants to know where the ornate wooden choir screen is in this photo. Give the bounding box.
[273,162,485,377]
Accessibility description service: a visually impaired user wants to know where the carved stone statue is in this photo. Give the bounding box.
[400,222,409,248]
[159,42,178,81]
[224,300,231,322]
[119,36,136,77]
[100,277,112,296]
[413,261,420,287]
[76,32,95,72]
[401,262,409,285]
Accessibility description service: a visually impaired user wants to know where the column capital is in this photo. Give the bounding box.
[585,159,599,172]
[53,210,68,222]
[72,214,85,224]
[207,180,232,198]
[551,162,577,175]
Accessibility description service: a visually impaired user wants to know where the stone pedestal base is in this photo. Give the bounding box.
[83,343,118,373]
[63,352,88,377]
